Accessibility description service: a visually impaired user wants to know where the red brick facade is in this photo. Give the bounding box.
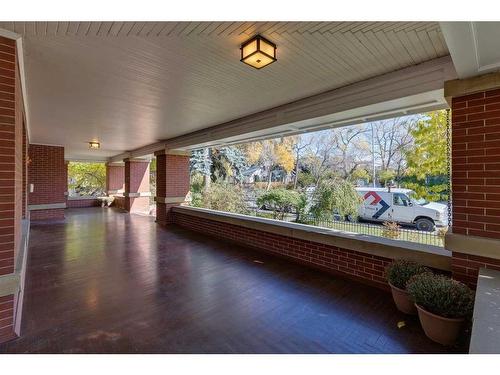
[0,35,25,344]
[156,153,190,224]
[124,159,150,214]
[451,90,500,239]
[0,294,15,343]
[451,88,500,286]
[106,163,125,193]
[21,121,27,219]
[173,211,391,289]
[28,144,66,220]
[451,252,500,287]
[0,36,19,277]
[66,198,100,208]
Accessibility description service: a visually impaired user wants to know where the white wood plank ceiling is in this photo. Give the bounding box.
[0,22,450,160]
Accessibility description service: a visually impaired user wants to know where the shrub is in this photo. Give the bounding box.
[257,188,303,220]
[407,273,475,319]
[385,259,429,290]
[196,182,248,214]
[310,178,361,220]
[382,221,401,239]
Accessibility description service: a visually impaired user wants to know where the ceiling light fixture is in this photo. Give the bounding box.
[240,35,277,69]
[89,141,100,150]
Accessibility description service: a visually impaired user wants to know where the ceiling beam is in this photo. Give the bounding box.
[441,22,500,79]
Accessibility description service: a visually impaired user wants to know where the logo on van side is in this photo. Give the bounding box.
[363,191,390,219]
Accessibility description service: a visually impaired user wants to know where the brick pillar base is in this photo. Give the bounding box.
[445,74,500,288]
[155,150,190,225]
[124,158,151,214]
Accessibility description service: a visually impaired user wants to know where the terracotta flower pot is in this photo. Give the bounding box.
[389,282,417,315]
[415,304,464,346]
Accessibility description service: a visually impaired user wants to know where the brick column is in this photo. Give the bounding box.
[64,160,69,204]
[28,144,66,220]
[155,150,190,225]
[21,122,27,219]
[445,73,500,287]
[106,162,125,195]
[124,158,151,214]
[0,35,24,343]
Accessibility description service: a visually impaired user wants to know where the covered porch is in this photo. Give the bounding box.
[0,207,462,353]
[0,21,500,354]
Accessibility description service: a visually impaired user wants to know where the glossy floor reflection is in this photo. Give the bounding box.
[0,208,463,353]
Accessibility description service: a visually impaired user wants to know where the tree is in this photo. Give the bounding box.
[291,135,311,188]
[257,188,303,220]
[404,110,448,201]
[378,169,396,187]
[211,146,248,183]
[190,148,212,191]
[195,181,248,214]
[331,125,370,179]
[370,116,418,182]
[68,162,106,196]
[302,131,338,187]
[245,138,295,190]
[310,178,361,220]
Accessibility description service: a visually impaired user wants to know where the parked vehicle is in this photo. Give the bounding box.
[355,187,448,231]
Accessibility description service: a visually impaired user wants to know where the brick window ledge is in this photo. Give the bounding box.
[172,206,451,272]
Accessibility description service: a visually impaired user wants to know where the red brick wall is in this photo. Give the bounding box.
[67,198,100,208]
[451,90,500,239]
[451,252,500,288]
[106,164,124,192]
[173,211,391,289]
[21,122,27,219]
[28,144,66,220]
[165,154,190,197]
[124,160,150,213]
[451,88,500,286]
[113,196,125,210]
[156,155,166,199]
[0,294,15,343]
[156,153,190,224]
[0,35,23,344]
[125,160,149,193]
[0,36,16,277]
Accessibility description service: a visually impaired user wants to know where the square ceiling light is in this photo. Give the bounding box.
[240,35,277,69]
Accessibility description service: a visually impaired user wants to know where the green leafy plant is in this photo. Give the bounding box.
[407,273,475,319]
[257,188,303,220]
[68,162,106,197]
[193,181,248,214]
[378,169,396,187]
[385,259,429,290]
[310,178,361,220]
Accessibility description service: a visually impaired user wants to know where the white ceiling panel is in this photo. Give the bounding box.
[0,22,449,160]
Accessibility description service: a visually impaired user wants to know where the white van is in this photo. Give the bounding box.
[355,187,448,231]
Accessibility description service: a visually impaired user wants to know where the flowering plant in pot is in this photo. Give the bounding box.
[385,259,429,314]
[407,273,474,346]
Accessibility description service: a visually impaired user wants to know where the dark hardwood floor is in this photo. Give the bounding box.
[0,208,464,353]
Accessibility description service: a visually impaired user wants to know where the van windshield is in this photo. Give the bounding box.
[407,191,428,206]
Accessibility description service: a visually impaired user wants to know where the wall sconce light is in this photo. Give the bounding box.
[240,35,277,69]
[89,141,100,150]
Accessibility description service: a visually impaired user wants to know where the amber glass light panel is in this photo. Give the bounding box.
[89,141,100,149]
[240,35,277,69]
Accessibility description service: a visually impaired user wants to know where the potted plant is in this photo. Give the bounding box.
[385,259,429,314]
[407,273,474,346]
